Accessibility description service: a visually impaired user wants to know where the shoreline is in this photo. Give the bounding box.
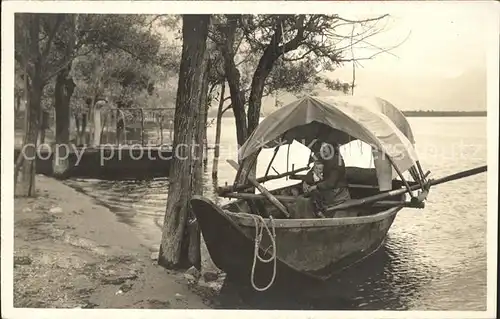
[13,175,217,309]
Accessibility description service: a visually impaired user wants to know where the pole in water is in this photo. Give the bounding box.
[327,165,487,213]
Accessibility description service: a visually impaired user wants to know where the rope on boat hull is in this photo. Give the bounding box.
[243,213,277,292]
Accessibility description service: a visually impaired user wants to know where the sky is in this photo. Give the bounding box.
[321,3,492,111]
[153,3,495,112]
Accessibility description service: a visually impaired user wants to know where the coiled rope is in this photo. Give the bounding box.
[244,213,277,292]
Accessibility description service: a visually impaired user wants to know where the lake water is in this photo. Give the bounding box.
[64,117,488,310]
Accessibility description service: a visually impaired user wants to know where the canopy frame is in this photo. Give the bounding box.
[238,96,422,175]
[232,136,422,195]
[224,95,436,214]
[264,146,280,178]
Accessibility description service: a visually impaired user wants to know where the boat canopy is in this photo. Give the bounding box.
[238,95,419,175]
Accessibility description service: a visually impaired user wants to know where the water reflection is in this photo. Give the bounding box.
[212,233,441,310]
[65,174,452,310]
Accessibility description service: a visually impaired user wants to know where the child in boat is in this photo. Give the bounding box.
[303,143,353,218]
[302,160,327,217]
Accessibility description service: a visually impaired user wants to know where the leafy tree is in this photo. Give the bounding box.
[14,13,171,192]
[69,15,180,145]
[324,78,352,95]
[61,14,165,148]
[201,14,395,190]
[14,13,67,196]
[72,49,164,143]
[207,14,388,178]
[213,14,390,148]
[14,62,26,119]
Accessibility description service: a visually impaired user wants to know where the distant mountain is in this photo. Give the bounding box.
[206,66,487,118]
[207,99,487,118]
[327,66,487,111]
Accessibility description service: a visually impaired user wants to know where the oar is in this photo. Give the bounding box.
[220,193,425,208]
[327,165,487,213]
[226,159,291,218]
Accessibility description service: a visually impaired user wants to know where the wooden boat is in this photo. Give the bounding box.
[191,95,487,291]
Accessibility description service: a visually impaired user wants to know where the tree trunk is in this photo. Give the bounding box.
[244,20,303,177]
[53,15,76,176]
[187,47,210,269]
[203,104,209,167]
[247,17,306,135]
[19,79,43,197]
[159,14,210,269]
[92,107,102,147]
[234,48,279,198]
[75,112,88,146]
[14,72,30,191]
[240,60,274,186]
[247,53,277,136]
[219,15,248,148]
[53,66,75,178]
[88,81,100,145]
[18,15,44,197]
[198,62,221,278]
[116,103,124,145]
[15,41,30,191]
[212,83,225,179]
[15,93,22,118]
[38,110,47,145]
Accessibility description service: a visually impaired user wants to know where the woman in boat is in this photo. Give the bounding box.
[303,142,353,218]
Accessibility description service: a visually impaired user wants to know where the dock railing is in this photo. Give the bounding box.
[96,107,176,147]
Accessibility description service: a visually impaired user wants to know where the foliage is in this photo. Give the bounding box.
[14,62,25,99]
[207,14,393,147]
[266,58,324,96]
[13,13,181,195]
[14,13,395,138]
[324,78,351,95]
[15,14,179,110]
[73,51,148,107]
[41,82,56,111]
[211,14,387,101]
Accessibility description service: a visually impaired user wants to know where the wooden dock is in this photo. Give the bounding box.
[14,145,174,180]
[14,107,219,180]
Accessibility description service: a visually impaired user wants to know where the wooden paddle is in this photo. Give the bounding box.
[226,159,291,218]
[326,165,487,213]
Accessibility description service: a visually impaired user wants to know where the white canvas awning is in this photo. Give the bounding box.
[238,95,419,175]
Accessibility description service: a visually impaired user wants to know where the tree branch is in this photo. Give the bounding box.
[282,47,315,62]
[146,15,164,31]
[221,103,233,115]
[334,14,389,24]
[43,46,94,82]
[235,50,255,67]
[234,31,246,53]
[41,15,65,61]
[100,35,171,71]
[337,30,411,64]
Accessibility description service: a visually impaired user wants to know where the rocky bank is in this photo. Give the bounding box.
[13,175,221,309]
